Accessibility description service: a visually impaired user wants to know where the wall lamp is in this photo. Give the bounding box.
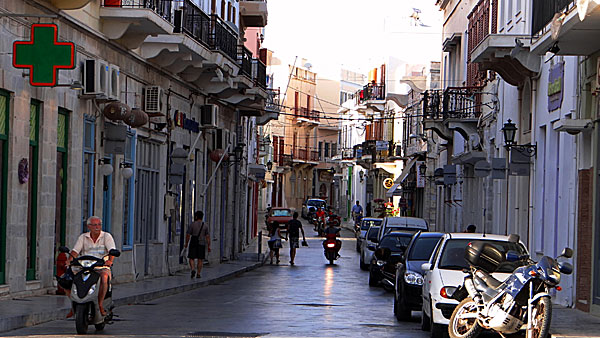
[266,161,273,171]
[120,161,134,179]
[501,119,537,157]
[98,158,113,176]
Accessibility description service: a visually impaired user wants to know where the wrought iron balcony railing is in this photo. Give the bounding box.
[532,0,575,38]
[211,14,238,61]
[310,150,319,162]
[102,0,174,21]
[422,87,483,120]
[253,59,267,88]
[177,0,211,46]
[297,148,307,161]
[356,83,386,104]
[281,154,293,167]
[296,107,319,121]
[238,45,252,77]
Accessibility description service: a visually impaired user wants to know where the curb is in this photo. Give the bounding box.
[0,260,265,333]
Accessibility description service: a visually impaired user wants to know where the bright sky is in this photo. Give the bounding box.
[263,1,444,79]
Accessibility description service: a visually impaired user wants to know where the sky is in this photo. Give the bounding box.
[262,1,444,79]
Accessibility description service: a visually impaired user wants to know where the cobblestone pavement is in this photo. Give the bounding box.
[3,223,429,338]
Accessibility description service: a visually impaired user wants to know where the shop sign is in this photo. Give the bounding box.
[174,110,199,133]
[383,178,394,189]
[548,62,564,112]
[416,161,425,188]
[376,140,388,151]
[13,23,75,87]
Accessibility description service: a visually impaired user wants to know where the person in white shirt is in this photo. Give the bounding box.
[66,216,117,317]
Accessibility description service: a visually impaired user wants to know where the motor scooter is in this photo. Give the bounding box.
[322,231,341,265]
[58,246,120,334]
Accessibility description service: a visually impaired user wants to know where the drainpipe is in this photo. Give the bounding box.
[232,109,241,259]
[529,75,539,252]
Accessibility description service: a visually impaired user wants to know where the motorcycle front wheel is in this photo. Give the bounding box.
[448,297,481,338]
[528,296,551,338]
[75,303,89,334]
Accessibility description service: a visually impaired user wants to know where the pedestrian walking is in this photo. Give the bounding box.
[286,212,306,266]
[184,211,211,278]
[267,222,283,264]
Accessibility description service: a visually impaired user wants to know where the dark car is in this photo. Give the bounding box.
[393,231,444,321]
[369,231,413,288]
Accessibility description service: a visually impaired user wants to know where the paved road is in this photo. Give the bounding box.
[4,221,429,337]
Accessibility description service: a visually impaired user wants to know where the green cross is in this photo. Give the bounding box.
[13,23,75,87]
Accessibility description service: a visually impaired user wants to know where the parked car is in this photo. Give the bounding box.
[356,217,382,252]
[359,225,381,270]
[379,216,428,241]
[266,207,294,235]
[421,233,528,338]
[368,231,414,288]
[301,198,326,219]
[394,231,444,321]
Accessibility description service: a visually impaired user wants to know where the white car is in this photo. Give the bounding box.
[420,233,528,338]
[359,225,381,271]
[379,216,428,241]
[355,217,382,252]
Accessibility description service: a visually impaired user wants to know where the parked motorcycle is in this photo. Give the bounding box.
[58,246,121,334]
[448,238,573,338]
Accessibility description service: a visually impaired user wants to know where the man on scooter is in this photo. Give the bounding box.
[322,221,342,258]
[315,207,326,232]
[66,216,117,317]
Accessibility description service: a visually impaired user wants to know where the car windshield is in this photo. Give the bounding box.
[361,219,382,231]
[408,236,443,261]
[307,200,325,207]
[272,209,292,217]
[379,234,412,252]
[366,226,381,242]
[438,239,528,272]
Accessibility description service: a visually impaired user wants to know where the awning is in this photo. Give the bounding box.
[386,157,417,197]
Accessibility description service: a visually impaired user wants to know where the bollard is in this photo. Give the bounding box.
[258,231,262,262]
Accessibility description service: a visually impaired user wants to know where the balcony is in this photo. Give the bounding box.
[46,0,91,9]
[239,0,268,27]
[238,45,253,79]
[100,0,174,49]
[468,0,539,86]
[422,87,483,141]
[294,107,320,127]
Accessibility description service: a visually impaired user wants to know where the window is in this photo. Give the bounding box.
[318,141,323,159]
[324,143,330,158]
[227,2,232,21]
[55,109,69,256]
[232,7,236,25]
[82,118,95,232]
[27,100,41,281]
[122,132,135,249]
[221,0,225,19]
[0,90,9,285]
[331,143,337,157]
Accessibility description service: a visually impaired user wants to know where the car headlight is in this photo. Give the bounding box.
[376,260,385,267]
[87,284,96,296]
[80,260,95,268]
[404,271,424,285]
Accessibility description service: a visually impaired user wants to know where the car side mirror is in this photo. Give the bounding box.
[59,246,70,253]
[109,249,121,257]
[560,247,573,259]
[421,263,432,272]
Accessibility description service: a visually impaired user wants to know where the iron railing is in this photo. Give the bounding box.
[102,0,174,21]
[177,0,211,46]
[253,59,267,88]
[532,0,575,38]
[298,107,320,121]
[310,151,319,162]
[281,154,293,167]
[355,83,386,103]
[297,148,307,161]
[238,45,252,77]
[422,86,483,120]
[266,88,280,112]
[211,14,238,61]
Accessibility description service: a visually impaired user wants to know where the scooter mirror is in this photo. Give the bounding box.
[559,262,573,275]
[505,251,521,262]
[560,247,573,259]
[59,246,70,253]
[109,249,121,257]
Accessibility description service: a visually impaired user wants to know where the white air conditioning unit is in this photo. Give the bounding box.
[200,104,218,129]
[83,59,109,97]
[144,86,162,114]
[109,64,120,101]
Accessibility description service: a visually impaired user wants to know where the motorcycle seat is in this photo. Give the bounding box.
[475,270,503,289]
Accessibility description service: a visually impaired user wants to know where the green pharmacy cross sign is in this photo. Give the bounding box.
[13,23,75,87]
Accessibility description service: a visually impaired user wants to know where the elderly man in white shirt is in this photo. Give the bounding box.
[66,216,117,317]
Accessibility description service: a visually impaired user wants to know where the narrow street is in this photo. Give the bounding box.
[4,221,428,338]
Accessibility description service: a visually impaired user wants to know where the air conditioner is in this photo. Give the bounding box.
[109,64,120,101]
[200,104,218,129]
[83,59,109,96]
[144,86,162,114]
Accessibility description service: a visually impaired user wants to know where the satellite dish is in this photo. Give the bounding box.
[578,0,590,21]
[551,12,565,40]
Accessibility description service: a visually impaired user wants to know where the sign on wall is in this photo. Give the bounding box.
[13,23,75,87]
[547,61,564,112]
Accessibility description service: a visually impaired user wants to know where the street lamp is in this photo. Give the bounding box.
[266,161,273,171]
[418,162,427,176]
[501,119,536,157]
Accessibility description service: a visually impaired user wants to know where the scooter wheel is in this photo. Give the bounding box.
[75,304,89,334]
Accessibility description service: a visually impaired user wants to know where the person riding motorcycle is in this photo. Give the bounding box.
[351,200,363,223]
[66,216,116,317]
[322,221,342,258]
[315,207,326,231]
